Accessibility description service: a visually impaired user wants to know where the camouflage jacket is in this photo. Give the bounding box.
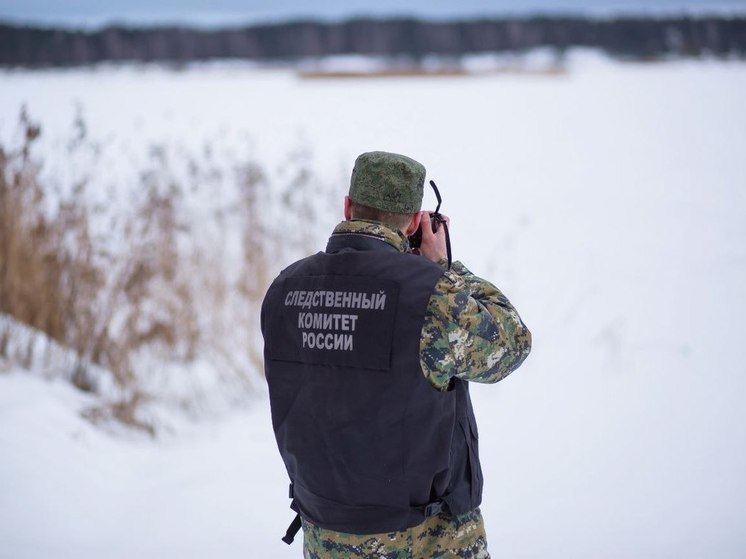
[303,219,531,558]
[332,219,531,391]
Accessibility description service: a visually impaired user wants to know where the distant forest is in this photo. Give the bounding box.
[1,16,745,67]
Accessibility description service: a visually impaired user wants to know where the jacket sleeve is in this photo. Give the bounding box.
[419,260,532,391]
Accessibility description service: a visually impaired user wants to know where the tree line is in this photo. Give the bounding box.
[1,15,744,67]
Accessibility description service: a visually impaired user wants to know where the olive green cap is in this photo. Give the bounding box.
[349,151,426,214]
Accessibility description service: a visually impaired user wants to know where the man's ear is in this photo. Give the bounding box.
[404,212,422,237]
[344,196,352,220]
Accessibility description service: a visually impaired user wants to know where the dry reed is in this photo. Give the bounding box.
[0,108,328,433]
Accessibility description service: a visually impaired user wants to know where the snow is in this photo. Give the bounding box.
[1,50,746,557]
[0,371,296,559]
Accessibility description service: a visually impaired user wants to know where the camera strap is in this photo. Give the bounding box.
[441,218,452,269]
[429,181,452,269]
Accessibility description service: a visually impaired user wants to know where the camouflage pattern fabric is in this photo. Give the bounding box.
[349,151,426,214]
[421,259,532,391]
[302,509,490,559]
[332,219,413,253]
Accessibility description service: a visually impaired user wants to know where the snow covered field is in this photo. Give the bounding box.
[1,51,746,558]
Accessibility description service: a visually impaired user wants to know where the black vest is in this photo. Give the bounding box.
[261,232,483,535]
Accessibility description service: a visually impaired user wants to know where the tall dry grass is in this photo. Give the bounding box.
[0,110,85,372]
[0,108,330,433]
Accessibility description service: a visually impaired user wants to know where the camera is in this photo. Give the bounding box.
[408,211,446,249]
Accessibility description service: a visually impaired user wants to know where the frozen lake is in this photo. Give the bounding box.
[1,52,746,557]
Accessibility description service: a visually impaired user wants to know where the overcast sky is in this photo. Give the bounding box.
[1,0,744,28]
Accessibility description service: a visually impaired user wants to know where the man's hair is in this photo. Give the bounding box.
[349,201,414,230]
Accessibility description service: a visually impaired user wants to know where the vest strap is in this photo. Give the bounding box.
[281,513,302,545]
[422,500,444,517]
[281,485,302,545]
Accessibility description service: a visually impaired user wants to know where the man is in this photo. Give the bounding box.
[261,151,531,558]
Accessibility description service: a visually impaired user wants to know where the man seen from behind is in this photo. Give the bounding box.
[261,151,532,558]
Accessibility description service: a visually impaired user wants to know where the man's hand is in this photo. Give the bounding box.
[418,211,450,263]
